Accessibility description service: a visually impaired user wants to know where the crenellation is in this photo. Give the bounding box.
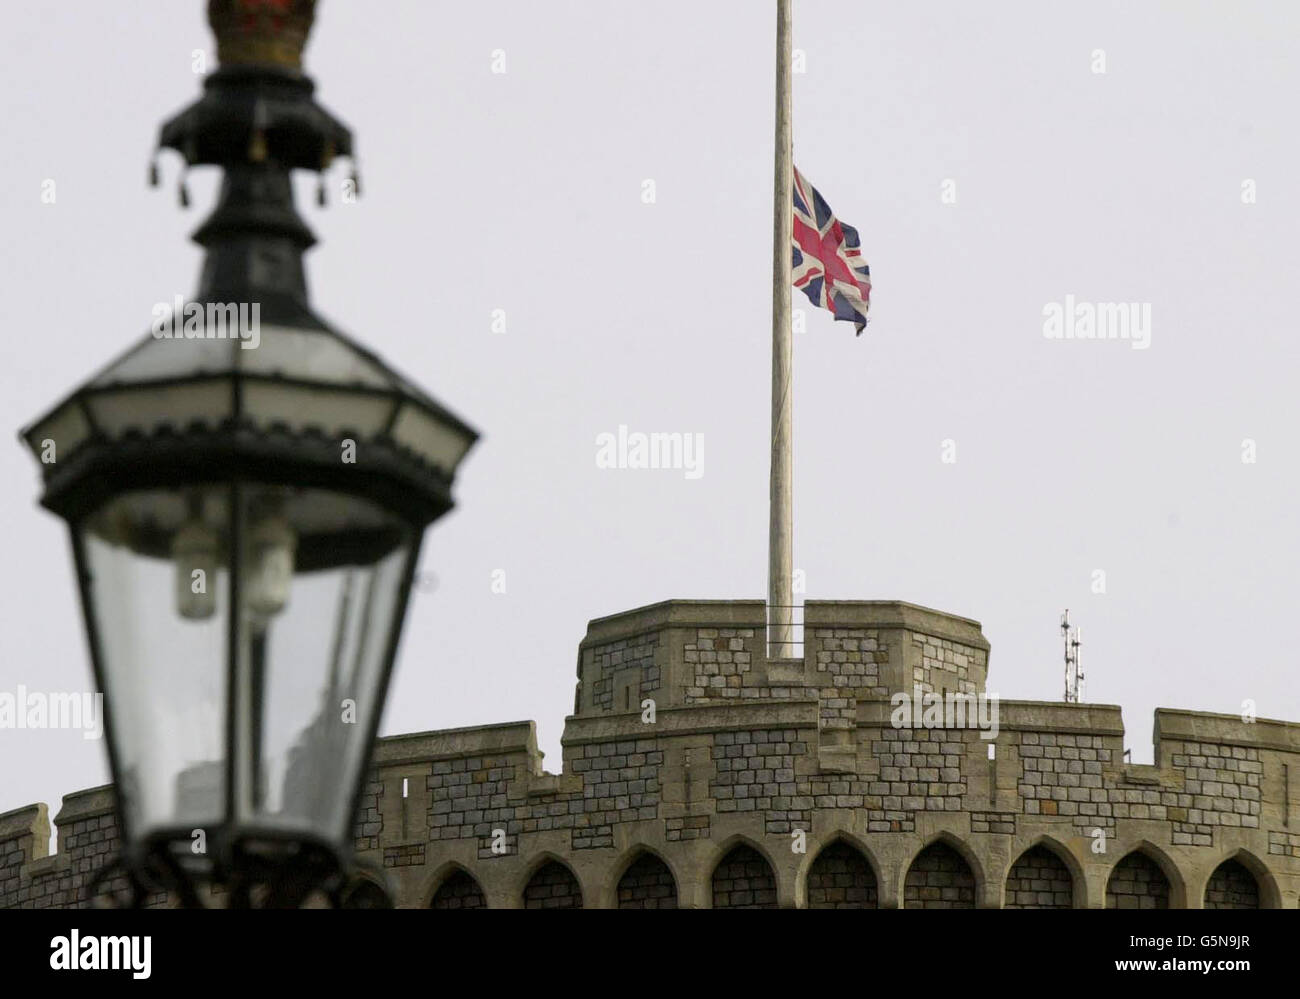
[5,600,1300,908]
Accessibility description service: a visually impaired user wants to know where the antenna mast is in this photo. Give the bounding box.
[1061,609,1084,703]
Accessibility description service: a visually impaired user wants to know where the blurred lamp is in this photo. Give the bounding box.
[18,0,476,908]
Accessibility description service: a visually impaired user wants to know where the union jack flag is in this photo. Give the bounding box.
[792,167,871,334]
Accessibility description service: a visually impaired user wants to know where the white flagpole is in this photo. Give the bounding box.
[768,0,794,658]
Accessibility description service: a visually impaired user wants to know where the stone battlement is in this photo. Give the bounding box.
[575,600,990,720]
[4,600,1299,908]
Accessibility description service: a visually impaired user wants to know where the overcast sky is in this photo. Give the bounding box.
[2,1,1298,836]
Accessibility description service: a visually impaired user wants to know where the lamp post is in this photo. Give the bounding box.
[18,0,476,908]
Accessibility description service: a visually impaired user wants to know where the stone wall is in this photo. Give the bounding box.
[903,841,976,908]
[615,853,677,909]
[684,628,756,703]
[429,869,486,909]
[711,729,809,833]
[1106,851,1170,909]
[1004,844,1073,908]
[1203,859,1259,909]
[0,789,143,910]
[814,628,890,725]
[711,844,777,909]
[585,632,661,713]
[522,861,582,909]
[4,600,1300,910]
[805,839,878,908]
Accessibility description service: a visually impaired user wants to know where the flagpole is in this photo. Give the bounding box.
[768,0,794,658]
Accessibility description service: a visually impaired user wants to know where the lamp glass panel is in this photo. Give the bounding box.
[79,485,232,838]
[77,482,417,850]
[241,381,394,439]
[390,401,476,474]
[233,486,414,844]
[86,380,234,439]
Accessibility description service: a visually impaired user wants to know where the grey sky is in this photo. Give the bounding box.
[2,1,1298,829]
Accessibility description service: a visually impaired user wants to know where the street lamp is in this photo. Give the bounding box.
[18,0,476,907]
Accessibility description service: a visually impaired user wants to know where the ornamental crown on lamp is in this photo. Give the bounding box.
[208,0,317,70]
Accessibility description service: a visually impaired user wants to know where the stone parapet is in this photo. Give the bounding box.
[4,601,1299,911]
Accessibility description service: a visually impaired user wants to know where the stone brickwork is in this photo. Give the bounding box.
[1106,851,1170,909]
[1016,731,1114,831]
[909,631,986,695]
[0,790,154,910]
[420,736,663,858]
[616,853,678,908]
[685,628,755,702]
[814,628,890,724]
[665,815,709,842]
[384,843,424,868]
[1017,733,1263,843]
[569,739,662,843]
[428,754,516,854]
[429,869,486,909]
[354,777,382,852]
[806,840,878,908]
[4,600,1300,910]
[522,861,582,909]
[904,842,976,908]
[1269,831,1300,859]
[1167,741,1262,844]
[711,729,809,833]
[1203,859,1258,909]
[1004,845,1073,908]
[711,845,776,908]
[970,811,1017,834]
[872,726,968,818]
[587,633,660,713]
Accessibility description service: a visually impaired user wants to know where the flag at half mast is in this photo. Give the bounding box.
[791,166,872,334]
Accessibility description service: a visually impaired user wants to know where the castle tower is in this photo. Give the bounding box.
[4,596,1299,909]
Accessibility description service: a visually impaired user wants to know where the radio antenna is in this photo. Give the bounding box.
[1061,609,1083,702]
